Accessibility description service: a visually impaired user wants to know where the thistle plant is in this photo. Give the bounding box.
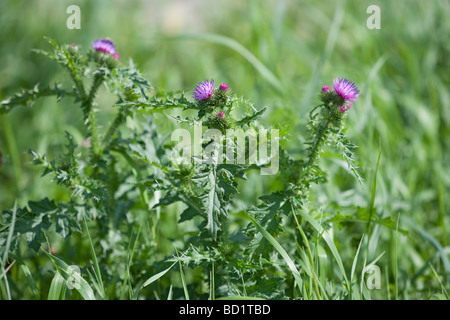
[0,38,387,300]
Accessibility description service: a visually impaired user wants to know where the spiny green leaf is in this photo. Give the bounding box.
[0,199,83,253]
[235,107,267,126]
[202,166,224,239]
[0,83,75,114]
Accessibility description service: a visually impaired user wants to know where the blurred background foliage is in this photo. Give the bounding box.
[0,0,449,299]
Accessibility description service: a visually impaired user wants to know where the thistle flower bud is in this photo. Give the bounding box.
[91,38,120,69]
[65,43,87,66]
[205,111,231,133]
[215,83,230,107]
[219,83,229,91]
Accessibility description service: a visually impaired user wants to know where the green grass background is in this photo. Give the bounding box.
[0,0,449,299]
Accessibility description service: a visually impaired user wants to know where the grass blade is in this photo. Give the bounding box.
[428,262,449,300]
[47,272,66,300]
[297,209,350,292]
[404,216,450,283]
[350,234,365,299]
[132,261,177,300]
[21,264,40,297]
[0,201,17,300]
[177,250,190,300]
[143,262,177,288]
[43,249,96,300]
[367,150,382,236]
[246,214,303,289]
[167,32,283,93]
[83,217,105,299]
[120,228,141,300]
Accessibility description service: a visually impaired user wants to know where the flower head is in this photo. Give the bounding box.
[193,79,215,101]
[321,85,330,93]
[217,112,225,118]
[219,83,229,91]
[333,77,359,102]
[92,39,119,60]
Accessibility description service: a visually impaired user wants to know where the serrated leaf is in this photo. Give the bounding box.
[235,107,266,126]
[0,199,84,253]
[114,62,152,100]
[245,276,286,300]
[202,167,223,238]
[0,83,74,114]
[28,198,57,213]
[178,206,198,223]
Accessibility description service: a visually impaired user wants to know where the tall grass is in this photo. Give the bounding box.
[1,0,449,300]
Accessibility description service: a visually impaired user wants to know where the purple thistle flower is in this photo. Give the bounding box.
[193,79,215,101]
[92,39,119,60]
[333,77,359,102]
[217,112,225,118]
[321,85,330,93]
[339,106,346,113]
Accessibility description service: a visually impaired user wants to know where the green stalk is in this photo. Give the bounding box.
[66,61,103,167]
[210,260,215,300]
[102,107,126,147]
[68,68,87,102]
[84,74,105,161]
[88,110,99,158]
[304,118,331,170]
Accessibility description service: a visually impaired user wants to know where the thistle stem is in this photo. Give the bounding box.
[303,118,331,171]
[81,74,105,169]
[102,107,126,147]
[68,65,104,161]
[69,68,87,102]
